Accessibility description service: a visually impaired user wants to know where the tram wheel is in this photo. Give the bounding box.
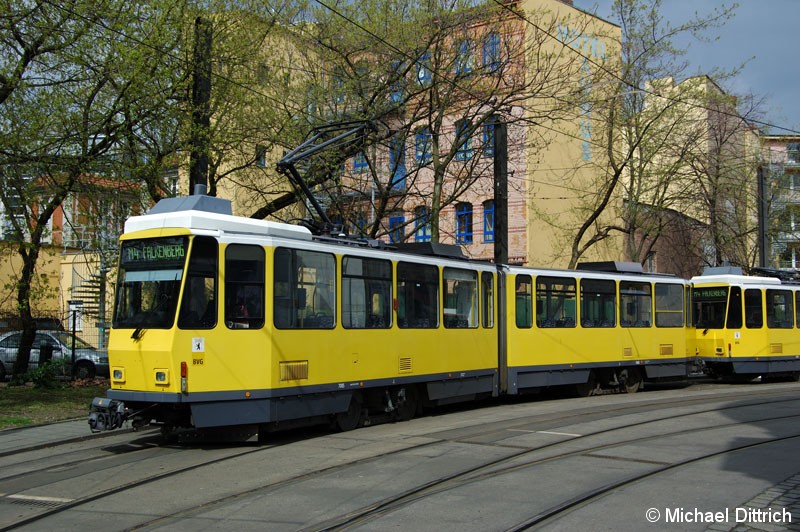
[333,393,363,432]
[395,386,420,422]
[575,370,597,397]
[620,368,642,394]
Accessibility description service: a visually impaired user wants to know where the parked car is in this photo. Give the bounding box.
[0,330,109,380]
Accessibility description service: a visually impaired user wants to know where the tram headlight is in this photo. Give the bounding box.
[154,369,169,385]
[111,367,125,383]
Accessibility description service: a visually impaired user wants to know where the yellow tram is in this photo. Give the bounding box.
[92,195,498,435]
[691,267,800,380]
[89,195,713,437]
[505,264,692,396]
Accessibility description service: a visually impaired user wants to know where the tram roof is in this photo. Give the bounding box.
[125,207,313,241]
[690,274,782,286]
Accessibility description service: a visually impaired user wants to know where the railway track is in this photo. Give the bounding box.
[1,383,798,531]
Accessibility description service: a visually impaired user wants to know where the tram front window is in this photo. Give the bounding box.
[692,287,729,329]
[113,237,188,329]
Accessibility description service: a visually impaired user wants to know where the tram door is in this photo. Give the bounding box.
[220,244,266,387]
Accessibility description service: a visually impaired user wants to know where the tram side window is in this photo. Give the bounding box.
[177,236,218,330]
[744,289,763,329]
[342,256,392,329]
[580,279,615,327]
[620,281,651,327]
[515,275,532,328]
[796,291,800,328]
[766,289,794,328]
[655,283,683,327]
[536,276,576,328]
[726,287,743,329]
[273,248,336,329]
[397,262,438,328]
[443,268,478,328]
[482,272,494,328]
[225,245,265,330]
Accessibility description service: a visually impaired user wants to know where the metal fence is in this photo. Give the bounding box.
[0,308,108,352]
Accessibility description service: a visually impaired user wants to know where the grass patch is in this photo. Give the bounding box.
[0,381,108,429]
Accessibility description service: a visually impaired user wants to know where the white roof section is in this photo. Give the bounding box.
[124,209,313,241]
[691,274,782,286]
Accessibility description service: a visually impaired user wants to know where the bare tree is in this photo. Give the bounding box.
[562,0,738,270]
[251,0,594,248]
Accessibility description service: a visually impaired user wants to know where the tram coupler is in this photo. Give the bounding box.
[88,397,128,433]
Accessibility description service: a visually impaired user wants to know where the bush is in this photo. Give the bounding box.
[25,359,68,389]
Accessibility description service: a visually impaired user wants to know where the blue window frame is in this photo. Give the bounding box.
[352,214,367,236]
[255,145,267,167]
[353,151,367,172]
[483,200,495,243]
[455,119,473,161]
[389,135,406,190]
[483,117,495,157]
[389,60,404,103]
[332,70,345,103]
[456,203,473,244]
[416,52,431,85]
[483,32,501,71]
[389,215,405,243]
[415,127,432,164]
[414,206,431,242]
[455,39,472,76]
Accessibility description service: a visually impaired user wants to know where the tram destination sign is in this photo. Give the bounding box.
[121,237,187,269]
[693,287,728,300]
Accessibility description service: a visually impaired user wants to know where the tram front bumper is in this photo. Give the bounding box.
[88,397,128,432]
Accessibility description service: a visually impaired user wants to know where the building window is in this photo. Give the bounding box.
[415,126,432,164]
[416,52,431,85]
[353,151,368,173]
[255,145,267,167]
[788,143,800,164]
[483,200,494,243]
[332,70,345,104]
[414,206,431,242]
[68,300,84,331]
[455,39,472,76]
[456,202,473,244]
[483,117,496,157]
[389,135,406,190]
[454,119,473,161]
[483,32,501,71]
[389,60,404,103]
[352,214,367,237]
[389,215,405,243]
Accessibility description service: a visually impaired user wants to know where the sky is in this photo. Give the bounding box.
[572,0,800,135]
